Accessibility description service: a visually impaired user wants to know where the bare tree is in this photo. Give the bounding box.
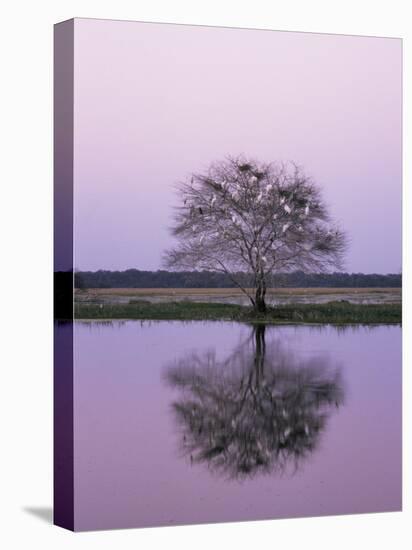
[165,326,344,479]
[163,156,347,312]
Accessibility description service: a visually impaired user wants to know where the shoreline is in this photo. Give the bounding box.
[72,300,402,325]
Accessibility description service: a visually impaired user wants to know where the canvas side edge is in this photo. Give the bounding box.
[53,18,75,532]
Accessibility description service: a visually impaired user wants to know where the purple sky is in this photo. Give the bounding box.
[73,19,401,273]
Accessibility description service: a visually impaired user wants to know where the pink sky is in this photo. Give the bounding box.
[73,18,401,273]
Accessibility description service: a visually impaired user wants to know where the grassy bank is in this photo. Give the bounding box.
[75,300,401,325]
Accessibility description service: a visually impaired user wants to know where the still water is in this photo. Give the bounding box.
[73,321,401,531]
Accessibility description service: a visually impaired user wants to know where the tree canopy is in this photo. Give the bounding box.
[164,156,347,311]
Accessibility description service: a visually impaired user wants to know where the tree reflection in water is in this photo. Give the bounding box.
[165,326,344,479]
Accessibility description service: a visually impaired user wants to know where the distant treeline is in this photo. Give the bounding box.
[74,270,402,289]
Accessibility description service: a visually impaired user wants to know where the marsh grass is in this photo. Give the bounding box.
[74,300,401,324]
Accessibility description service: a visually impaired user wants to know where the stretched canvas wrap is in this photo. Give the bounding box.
[54,18,402,531]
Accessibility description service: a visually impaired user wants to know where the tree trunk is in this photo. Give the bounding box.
[254,282,267,313]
